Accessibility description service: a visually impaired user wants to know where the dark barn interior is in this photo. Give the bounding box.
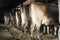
[0,0,59,40]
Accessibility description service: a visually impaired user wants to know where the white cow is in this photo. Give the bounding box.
[21,7,28,34]
[4,13,10,25]
[15,10,21,28]
[9,12,15,26]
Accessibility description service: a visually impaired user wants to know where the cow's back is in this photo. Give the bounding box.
[29,2,51,23]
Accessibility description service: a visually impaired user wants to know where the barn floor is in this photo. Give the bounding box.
[0,25,59,40]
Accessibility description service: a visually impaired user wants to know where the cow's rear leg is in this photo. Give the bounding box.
[37,28,40,40]
[36,24,41,40]
[23,23,28,34]
[30,23,35,39]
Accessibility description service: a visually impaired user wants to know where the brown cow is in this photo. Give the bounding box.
[29,2,57,40]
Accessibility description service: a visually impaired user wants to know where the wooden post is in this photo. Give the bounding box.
[58,0,60,23]
[58,0,60,40]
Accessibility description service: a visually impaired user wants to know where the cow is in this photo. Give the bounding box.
[14,7,21,29]
[29,2,58,40]
[4,12,10,25]
[20,7,29,34]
